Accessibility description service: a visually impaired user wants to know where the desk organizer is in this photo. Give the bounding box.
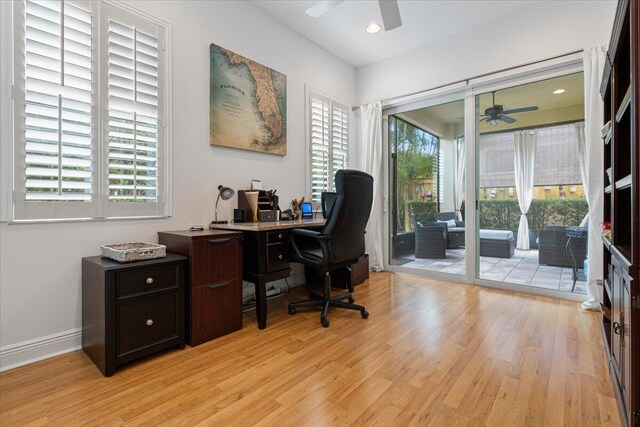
[101,242,166,263]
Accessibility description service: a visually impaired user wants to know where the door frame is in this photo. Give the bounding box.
[383,51,588,302]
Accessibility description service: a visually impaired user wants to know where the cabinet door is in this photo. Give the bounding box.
[621,271,631,416]
[611,260,623,381]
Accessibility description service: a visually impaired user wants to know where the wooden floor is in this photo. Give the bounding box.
[0,272,621,426]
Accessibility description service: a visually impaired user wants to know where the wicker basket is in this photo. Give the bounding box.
[101,242,166,263]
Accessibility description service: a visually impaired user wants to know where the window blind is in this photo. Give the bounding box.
[107,18,159,203]
[23,0,93,203]
[309,91,349,203]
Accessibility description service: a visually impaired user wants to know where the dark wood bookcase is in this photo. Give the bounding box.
[600,0,639,425]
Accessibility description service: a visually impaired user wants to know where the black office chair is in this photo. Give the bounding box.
[288,169,373,327]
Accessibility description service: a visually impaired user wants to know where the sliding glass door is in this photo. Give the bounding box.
[388,100,466,276]
[475,72,589,294]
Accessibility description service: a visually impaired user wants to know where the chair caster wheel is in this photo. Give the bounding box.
[288,306,296,315]
[348,296,355,303]
[321,317,330,328]
[361,310,369,319]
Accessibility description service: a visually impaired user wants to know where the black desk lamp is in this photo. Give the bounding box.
[211,185,235,224]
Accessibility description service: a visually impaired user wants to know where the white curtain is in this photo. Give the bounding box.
[513,130,537,250]
[580,46,606,310]
[454,137,465,221]
[358,101,384,271]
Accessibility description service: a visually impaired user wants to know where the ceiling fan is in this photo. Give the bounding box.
[305,0,402,31]
[481,91,539,125]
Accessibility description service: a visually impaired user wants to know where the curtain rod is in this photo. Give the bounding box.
[352,49,584,111]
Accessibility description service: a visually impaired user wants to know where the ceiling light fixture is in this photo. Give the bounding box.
[487,118,501,126]
[366,23,381,34]
[553,89,565,94]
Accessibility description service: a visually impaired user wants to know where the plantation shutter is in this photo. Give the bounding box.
[309,90,349,203]
[14,0,97,220]
[310,94,330,203]
[330,102,348,190]
[103,4,164,217]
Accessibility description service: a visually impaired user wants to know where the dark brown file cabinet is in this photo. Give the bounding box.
[82,253,186,377]
[158,229,243,346]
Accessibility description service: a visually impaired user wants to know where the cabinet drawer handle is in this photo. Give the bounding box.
[146,319,154,326]
[208,238,230,244]
[208,281,230,290]
[146,277,154,284]
[278,233,283,239]
[278,254,283,260]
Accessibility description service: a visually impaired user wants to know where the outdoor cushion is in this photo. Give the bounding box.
[449,227,465,233]
[479,229,514,241]
[437,219,457,229]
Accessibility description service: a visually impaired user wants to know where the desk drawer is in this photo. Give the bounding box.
[191,279,242,345]
[191,237,242,287]
[266,242,289,272]
[117,292,179,357]
[266,230,289,244]
[116,264,178,299]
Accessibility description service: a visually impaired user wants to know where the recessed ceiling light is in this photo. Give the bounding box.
[366,23,381,34]
[553,89,565,94]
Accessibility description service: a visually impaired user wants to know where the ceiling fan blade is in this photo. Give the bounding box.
[305,0,344,18]
[500,115,517,124]
[501,106,539,115]
[378,0,402,30]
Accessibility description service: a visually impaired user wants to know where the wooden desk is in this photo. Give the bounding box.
[211,219,325,329]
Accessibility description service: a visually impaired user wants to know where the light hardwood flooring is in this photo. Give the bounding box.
[0,272,621,426]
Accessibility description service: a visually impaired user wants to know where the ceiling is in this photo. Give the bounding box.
[250,0,542,68]
[401,72,584,133]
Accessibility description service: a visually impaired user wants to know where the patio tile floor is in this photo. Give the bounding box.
[394,248,587,294]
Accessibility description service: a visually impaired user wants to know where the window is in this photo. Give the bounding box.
[307,89,349,203]
[12,0,169,221]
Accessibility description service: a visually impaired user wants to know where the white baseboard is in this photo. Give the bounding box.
[0,328,82,372]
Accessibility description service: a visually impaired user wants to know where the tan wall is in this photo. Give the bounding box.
[478,185,585,200]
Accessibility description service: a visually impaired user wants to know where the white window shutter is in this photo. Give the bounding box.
[308,90,349,203]
[310,95,329,203]
[330,102,348,191]
[14,0,97,220]
[102,4,164,218]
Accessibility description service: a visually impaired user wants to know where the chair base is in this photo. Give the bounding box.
[288,272,369,328]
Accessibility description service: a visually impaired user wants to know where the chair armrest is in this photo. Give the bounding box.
[456,221,465,227]
[290,228,330,261]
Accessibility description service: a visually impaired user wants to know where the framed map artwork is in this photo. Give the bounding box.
[209,44,287,155]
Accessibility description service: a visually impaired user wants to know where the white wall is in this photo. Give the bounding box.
[356,1,617,105]
[0,0,356,369]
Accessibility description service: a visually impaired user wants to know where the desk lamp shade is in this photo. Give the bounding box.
[212,185,235,224]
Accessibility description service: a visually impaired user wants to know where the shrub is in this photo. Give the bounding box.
[408,201,438,227]
[479,199,589,230]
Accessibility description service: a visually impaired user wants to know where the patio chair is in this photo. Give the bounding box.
[538,225,587,268]
[411,215,446,259]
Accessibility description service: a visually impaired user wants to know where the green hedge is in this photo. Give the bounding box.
[408,201,438,226]
[408,199,588,231]
[479,199,588,230]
